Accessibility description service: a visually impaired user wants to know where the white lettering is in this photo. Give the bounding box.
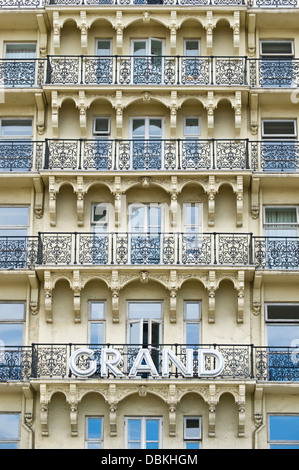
[100,348,124,378]
[69,348,97,378]
[197,349,225,377]
[128,348,159,378]
[162,348,193,378]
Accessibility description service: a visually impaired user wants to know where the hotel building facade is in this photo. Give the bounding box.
[0,0,299,450]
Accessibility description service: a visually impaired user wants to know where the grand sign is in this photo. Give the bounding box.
[69,347,225,379]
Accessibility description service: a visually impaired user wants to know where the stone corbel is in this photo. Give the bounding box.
[250,93,258,136]
[51,91,60,138]
[236,175,243,227]
[44,271,53,323]
[251,176,260,219]
[35,92,45,137]
[234,91,242,137]
[29,272,39,316]
[49,176,57,226]
[207,176,217,227]
[170,192,178,228]
[40,384,49,437]
[53,11,61,54]
[169,289,177,323]
[75,176,86,227]
[248,14,256,58]
[111,289,120,323]
[252,271,262,316]
[113,192,122,228]
[79,11,88,54]
[108,384,118,436]
[232,11,240,53]
[237,385,246,437]
[167,384,178,436]
[22,385,34,437]
[72,270,81,323]
[236,270,245,323]
[77,91,88,138]
[205,92,216,138]
[36,14,48,57]
[205,11,215,55]
[33,176,45,219]
[207,384,217,437]
[114,91,123,137]
[169,10,177,54]
[68,384,79,436]
[208,271,217,323]
[254,386,264,429]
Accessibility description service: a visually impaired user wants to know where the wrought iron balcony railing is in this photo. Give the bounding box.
[2,138,299,173]
[2,234,299,270]
[249,58,299,88]
[1,343,298,382]
[0,59,45,88]
[45,55,248,87]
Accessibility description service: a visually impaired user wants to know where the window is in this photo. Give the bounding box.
[91,204,109,233]
[91,118,111,170]
[0,302,25,347]
[262,120,297,139]
[184,301,201,346]
[89,204,109,265]
[268,415,299,449]
[96,40,112,56]
[182,40,203,85]
[128,301,162,373]
[184,40,201,57]
[263,207,298,269]
[0,119,33,171]
[182,203,203,264]
[128,203,163,264]
[0,206,29,236]
[93,118,110,140]
[184,117,201,139]
[265,304,299,381]
[260,40,294,88]
[0,413,20,449]
[4,43,36,87]
[88,301,105,345]
[125,417,162,449]
[184,417,202,449]
[261,119,297,171]
[131,117,164,170]
[85,417,103,449]
[131,39,164,85]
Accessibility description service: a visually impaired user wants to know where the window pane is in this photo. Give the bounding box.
[270,415,299,441]
[1,119,32,137]
[0,303,24,321]
[0,324,23,346]
[129,303,162,319]
[96,41,111,56]
[90,302,105,320]
[185,418,200,439]
[89,323,104,344]
[5,43,36,58]
[128,419,141,442]
[186,442,200,449]
[0,207,28,226]
[263,121,296,137]
[186,323,200,345]
[94,118,109,134]
[185,301,201,320]
[185,118,199,136]
[87,442,102,449]
[261,41,293,55]
[133,41,146,56]
[265,208,297,225]
[267,304,299,321]
[133,120,145,138]
[87,417,102,440]
[149,119,162,138]
[268,325,299,347]
[185,41,200,56]
[0,414,19,440]
[0,442,18,449]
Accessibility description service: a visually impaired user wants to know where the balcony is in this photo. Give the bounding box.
[1,138,299,173]
[0,59,44,88]
[249,58,299,88]
[1,343,298,382]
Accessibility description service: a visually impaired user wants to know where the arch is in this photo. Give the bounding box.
[116,388,168,405]
[81,274,111,290]
[178,16,206,29]
[124,15,170,31]
[178,276,208,290]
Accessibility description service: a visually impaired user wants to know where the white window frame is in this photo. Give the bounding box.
[183,203,203,233]
[184,300,202,345]
[0,205,29,236]
[91,203,109,232]
[88,301,106,345]
[128,203,164,233]
[260,40,294,57]
[265,303,299,323]
[125,417,162,449]
[95,39,112,56]
[261,119,297,139]
[263,205,299,235]
[93,117,111,139]
[0,413,20,449]
[127,300,163,345]
[130,117,165,140]
[131,38,165,56]
[183,117,201,139]
[85,416,103,449]
[184,416,202,449]
[4,42,36,58]
[184,39,201,56]
[0,118,33,140]
[0,301,25,346]
[268,414,299,449]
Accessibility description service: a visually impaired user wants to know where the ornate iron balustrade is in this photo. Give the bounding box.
[0,138,298,173]
[45,55,247,87]
[0,59,45,88]
[249,58,299,88]
[253,236,299,270]
[0,236,39,270]
[1,343,298,382]
[38,232,252,266]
